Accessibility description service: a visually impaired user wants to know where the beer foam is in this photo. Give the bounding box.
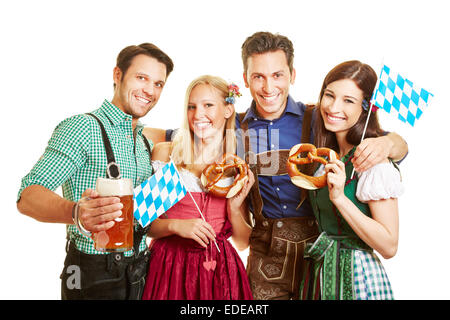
[96,177,133,197]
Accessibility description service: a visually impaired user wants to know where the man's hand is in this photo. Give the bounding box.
[352,136,393,172]
[77,188,123,233]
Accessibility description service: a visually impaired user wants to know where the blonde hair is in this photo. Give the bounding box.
[171,75,236,169]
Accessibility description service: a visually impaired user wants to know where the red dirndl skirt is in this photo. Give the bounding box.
[141,193,252,300]
[142,232,252,300]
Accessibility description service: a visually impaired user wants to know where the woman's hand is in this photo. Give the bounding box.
[325,159,346,202]
[227,170,255,217]
[225,170,254,251]
[170,218,216,248]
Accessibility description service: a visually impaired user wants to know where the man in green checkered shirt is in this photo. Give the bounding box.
[17,43,174,300]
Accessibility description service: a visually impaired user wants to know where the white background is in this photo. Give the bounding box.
[1,0,449,299]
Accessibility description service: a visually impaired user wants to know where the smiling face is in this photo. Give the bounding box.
[111,54,167,122]
[187,83,233,141]
[320,79,365,136]
[243,50,295,120]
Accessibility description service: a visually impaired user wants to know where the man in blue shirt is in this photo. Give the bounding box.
[236,31,408,300]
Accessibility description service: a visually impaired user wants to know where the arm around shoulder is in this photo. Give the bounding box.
[143,128,168,145]
[353,132,408,172]
[151,141,172,162]
[386,132,408,162]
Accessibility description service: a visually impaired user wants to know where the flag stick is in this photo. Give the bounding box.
[171,158,221,253]
[350,104,373,179]
[350,61,384,179]
[185,190,221,253]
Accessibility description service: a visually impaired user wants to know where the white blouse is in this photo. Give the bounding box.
[356,162,404,203]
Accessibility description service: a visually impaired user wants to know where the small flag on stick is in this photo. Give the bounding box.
[133,160,187,228]
[372,64,433,127]
[351,64,433,179]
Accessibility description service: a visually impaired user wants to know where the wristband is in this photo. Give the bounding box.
[71,202,77,222]
[73,201,92,238]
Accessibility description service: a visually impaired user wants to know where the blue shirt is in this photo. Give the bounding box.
[235,95,314,219]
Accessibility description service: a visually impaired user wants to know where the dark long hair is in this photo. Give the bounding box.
[315,60,384,152]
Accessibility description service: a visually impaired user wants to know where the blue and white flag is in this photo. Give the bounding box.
[133,160,187,228]
[372,64,433,127]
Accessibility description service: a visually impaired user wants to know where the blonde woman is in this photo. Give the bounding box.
[141,75,254,300]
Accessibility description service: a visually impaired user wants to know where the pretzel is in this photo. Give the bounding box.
[200,153,249,198]
[287,143,339,190]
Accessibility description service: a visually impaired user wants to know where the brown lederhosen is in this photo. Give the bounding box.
[238,106,319,300]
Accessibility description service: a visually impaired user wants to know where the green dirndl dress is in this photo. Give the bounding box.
[299,148,394,300]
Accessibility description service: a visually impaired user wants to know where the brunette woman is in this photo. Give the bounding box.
[299,61,404,300]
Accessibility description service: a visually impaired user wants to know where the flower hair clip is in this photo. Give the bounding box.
[362,99,369,111]
[225,83,242,104]
[362,99,379,113]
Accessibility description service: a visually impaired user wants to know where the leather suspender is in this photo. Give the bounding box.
[297,104,316,208]
[301,105,315,146]
[238,112,263,224]
[87,113,152,176]
[87,113,122,179]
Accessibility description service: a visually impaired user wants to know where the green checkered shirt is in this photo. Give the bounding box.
[18,99,153,256]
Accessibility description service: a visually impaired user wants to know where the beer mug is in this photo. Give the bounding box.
[75,177,134,252]
[94,177,134,252]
